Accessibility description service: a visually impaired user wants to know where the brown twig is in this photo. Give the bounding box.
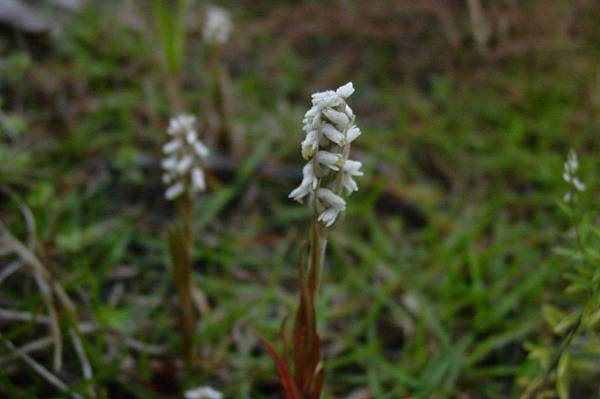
[0,332,84,399]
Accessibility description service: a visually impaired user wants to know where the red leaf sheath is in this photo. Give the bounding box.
[258,335,302,399]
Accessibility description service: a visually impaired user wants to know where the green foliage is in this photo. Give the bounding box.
[152,0,189,76]
[522,194,600,399]
[0,52,32,83]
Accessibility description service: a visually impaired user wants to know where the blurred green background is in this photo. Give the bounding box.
[1,0,599,398]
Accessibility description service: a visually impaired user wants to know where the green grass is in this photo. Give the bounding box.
[1,1,599,398]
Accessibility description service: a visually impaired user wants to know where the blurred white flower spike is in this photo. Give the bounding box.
[203,5,232,45]
[290,82,363,227]
[162,114,210,200]
[184,386,223,399]
[563,149,585,202]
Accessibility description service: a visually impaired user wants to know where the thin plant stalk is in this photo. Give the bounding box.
[177,196,196,366]
[208,45,241,162]
[293,217,326,393]
[202,6,239,161]
[523,151,594,398]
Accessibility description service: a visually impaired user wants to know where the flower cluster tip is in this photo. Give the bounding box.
[290,82,363,227]
[162,114,210,200]
[203,6,232,45]
[563,149,585,203]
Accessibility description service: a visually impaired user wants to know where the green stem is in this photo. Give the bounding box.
[210,45,240,161]
[176,195,196,367]
[166,73,184,114]
[308,217,327,302]
[525,206,595,398]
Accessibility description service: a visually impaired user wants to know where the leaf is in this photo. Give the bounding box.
[292,237,323,396]
[553,310,580,335]
[312,367,324,399]
[97,305,129,331]
[301,332,322,394]
[542,305,566,330]
[258,335,302,399]
[556,352,570,399]
[583,308,600,328]
[468,316,537,366]
[152,0,187,75]
[293,242,310,388]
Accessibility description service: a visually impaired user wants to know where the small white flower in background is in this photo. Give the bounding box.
[162,114,210,200]
[290,82,363,227]
[184,386,223,399]
[563,149,585,203]
[203,5,232,45]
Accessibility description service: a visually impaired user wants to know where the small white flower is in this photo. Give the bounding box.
[168,115,196,136]
[289,185,310,203]
[194,141,210,158]
[341,160,363,194]
[304,105,320,120]
[163,140,181,154]
[203,6,232,45]
[344,159,363,175]
[289,163,318,202]
[562,150,585,203]
[312,90,341,108]
[573,178,586,192]
[317,188,346,209]
[184,386,223,399]
[301,130,319,159]
[336,82,355,98]
[176,155,194,174]
[346,125,361,143]
[165,181,185,200]
[317,208,341,227]
[302,111,320,134]
[323,109,350,129]
[317,188,346,227]
[186,131,197,144]
[344,104,355,119]
[565,150,578,172]
[316,151,343,171]
[191,167,206,192]
[162,156,177,171]
[162,114,210,201]
[341,175,358,194]
[321,123,345,146]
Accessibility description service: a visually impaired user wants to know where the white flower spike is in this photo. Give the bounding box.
[203,6,232,45]
[562,149,585,203]
[290,82,363,227]
[162,114,210,200]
